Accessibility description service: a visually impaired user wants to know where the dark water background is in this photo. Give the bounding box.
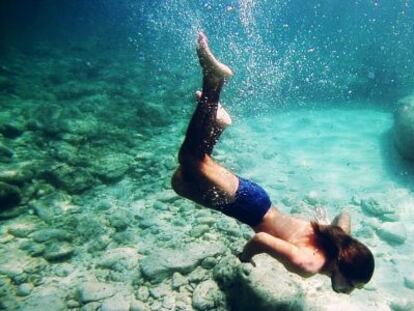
[1,0,414,112]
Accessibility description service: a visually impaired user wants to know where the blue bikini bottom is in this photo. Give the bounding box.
[219,176,272,227]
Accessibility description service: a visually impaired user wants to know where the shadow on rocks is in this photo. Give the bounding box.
[379,129,414,191]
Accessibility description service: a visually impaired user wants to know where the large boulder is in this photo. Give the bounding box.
[394,95,414,160]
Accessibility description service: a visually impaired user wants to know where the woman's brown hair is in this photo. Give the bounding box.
[311,222,375,284]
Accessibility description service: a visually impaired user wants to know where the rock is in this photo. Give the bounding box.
[101,294,130,311]
[190,225,210,238]
[91,153,132,183]
[213,255,240,288]
[0,121,25,138]
[19,288,65,311]
[31,192,75,224]
[136,286,149,302]
[109,210,130,231]
[218,254,303,311]
[188,267,208,284]
[394,95,414,160]
[192,280,225,311]
[80,302,101,311]
[0,162,36,185]
[77,281,117,303]
[149,283,170,299]
[360,198,398,221]
[130,300,149,311]
[16,283,33,296]
[43,242,74,261]
[404,276,414,290]
[43,163,96,194]
[97,247,139,271]
[0,181,21,210]
[19,241,46,256]
[376,222,407,245]
[0,143,13,160]
[29,228,73,243]
[172,272,187,289]
[140,242,225,283]
[7,218,40,237]
[201,257,218,270]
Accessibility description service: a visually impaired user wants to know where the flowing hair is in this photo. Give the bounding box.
[311,222,375,284]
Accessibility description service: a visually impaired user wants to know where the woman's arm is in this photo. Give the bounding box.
[240,232,299,268]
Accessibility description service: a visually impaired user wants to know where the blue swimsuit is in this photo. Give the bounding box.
[219,176,272,227]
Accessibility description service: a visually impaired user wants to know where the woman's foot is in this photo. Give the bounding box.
[197,32,233,81]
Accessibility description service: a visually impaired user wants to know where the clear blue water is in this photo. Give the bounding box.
[1,1,414,310]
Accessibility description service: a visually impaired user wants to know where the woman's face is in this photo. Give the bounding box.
[331,269,364,294]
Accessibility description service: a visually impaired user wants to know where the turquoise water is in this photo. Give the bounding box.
[1,1,414,310]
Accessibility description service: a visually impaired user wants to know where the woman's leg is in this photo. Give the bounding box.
[174,32,238,207]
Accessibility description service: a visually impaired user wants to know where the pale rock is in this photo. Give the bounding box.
[101,294,130,311]
[376,222,407,245]
[130,300,149,311]
[80,302,101,311]
[29,228,73,243]
[192,280,224,311]
[149,283,170,299]
[172,272,188,289]
[188,267,208,284]
[77,281,117,303]
[190,225,210,238]
[140,242,225,283]
[360,198,398,221]
[136,286,150,302]
[19,288,65,311]
[92,153,132,183]
[97,247,139,271]
[7,218,40,238]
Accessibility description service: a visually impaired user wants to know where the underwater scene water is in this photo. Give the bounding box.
[1,0,414,310]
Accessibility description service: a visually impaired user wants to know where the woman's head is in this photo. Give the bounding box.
[311,222,375,293]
